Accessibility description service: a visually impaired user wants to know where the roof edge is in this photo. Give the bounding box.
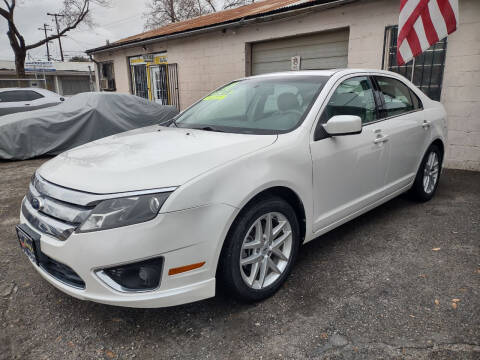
[86,0,356,55]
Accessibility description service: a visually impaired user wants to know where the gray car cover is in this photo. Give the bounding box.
[0,92,178,160]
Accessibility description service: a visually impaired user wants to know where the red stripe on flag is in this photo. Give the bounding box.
[421,8,440,44]
[437,0,457,34]
[407,30,422,56]
[397,48,405,66]
[398,0,429,46]
[400,0,409,11]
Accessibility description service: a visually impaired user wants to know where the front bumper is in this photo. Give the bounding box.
[19,202,236,308]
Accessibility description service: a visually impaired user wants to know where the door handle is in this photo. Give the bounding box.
[374,135,389,144]
[422,120,431,129]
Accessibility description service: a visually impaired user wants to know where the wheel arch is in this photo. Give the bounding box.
[215,185,307,282]
[226,186,307,245]
[431,138,445,161]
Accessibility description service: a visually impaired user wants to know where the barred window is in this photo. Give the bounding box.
[382,25,447,101]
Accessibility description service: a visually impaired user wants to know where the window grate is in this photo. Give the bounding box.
[382,25,447,101]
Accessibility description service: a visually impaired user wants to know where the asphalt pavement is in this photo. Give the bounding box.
[1,158,479,359]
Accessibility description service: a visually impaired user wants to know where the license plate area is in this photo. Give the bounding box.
[16,225,40,265]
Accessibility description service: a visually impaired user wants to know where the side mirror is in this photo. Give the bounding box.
[323,115,362,136]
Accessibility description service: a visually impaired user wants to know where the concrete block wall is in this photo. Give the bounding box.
[94,0,479,170]
[441,0,480,170]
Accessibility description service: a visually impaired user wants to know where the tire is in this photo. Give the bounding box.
[409,144,443,202]
[218,196,300,302]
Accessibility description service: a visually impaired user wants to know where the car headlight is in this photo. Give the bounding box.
[78,192,172,232]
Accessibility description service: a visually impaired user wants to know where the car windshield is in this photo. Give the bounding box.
[174,75,329,134]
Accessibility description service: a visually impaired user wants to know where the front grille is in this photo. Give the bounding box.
[39,252,85,289]
[22,174,93,241]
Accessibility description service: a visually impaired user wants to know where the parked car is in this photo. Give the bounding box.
[0,87,65,116]
[0,92,178,160]
[16,69,447,308]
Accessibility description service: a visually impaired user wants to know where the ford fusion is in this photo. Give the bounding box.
[17,70,447,307]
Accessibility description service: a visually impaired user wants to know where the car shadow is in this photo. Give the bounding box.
[45,185,439,334]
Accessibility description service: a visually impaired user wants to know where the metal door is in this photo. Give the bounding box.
[132,65,148,99]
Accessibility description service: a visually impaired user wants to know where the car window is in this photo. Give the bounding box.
[322,76,377,124]
[264,84,305,113]
[0,90,44,102]
[375,76,414,117]
[174,76,329,134]
[409,89,423,110]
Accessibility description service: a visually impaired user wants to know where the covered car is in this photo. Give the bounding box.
[0,92,178,160]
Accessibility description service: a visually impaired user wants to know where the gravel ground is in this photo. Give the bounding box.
[0,158,479,360]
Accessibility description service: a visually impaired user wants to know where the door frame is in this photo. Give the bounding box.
[309,72,389,234]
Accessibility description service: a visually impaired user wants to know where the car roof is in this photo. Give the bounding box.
[0,87,58,95]
[247,69,339,79]
[242,68,412,81]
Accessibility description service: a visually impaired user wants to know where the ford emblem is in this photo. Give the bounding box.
[31,197,44,211]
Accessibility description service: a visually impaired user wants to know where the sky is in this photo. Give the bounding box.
[0,0,150,61]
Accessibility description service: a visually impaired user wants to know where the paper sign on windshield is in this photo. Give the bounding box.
[203,83,238,101]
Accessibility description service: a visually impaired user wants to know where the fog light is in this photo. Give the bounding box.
[98,257,163,291]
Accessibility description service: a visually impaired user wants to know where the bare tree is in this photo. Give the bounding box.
[144,0,214,29]
[223,0,255,10]
[144,0,256,30]
[0,0,109,78]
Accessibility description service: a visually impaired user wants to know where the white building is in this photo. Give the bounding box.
[87,0,480,171]
[0,60,96,95]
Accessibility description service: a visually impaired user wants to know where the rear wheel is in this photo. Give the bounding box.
[218,196,300,302]
[409,144,442,202]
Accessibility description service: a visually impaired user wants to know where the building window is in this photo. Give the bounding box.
[128,53,180,110]
[99,62,116,91]
[382,25,447,101]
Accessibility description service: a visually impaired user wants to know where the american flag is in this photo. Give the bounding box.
[397,0,459,65]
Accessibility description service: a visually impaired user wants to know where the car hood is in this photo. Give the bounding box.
[38,125,277,193]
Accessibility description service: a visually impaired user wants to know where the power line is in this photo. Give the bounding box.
[100,12,143,27]
[67,35,101,48]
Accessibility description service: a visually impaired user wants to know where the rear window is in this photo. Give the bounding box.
[0,90,44,102]
[375,76,415,117]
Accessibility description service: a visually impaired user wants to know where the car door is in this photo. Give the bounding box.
[310,75,389,233]
[373,76,429,193]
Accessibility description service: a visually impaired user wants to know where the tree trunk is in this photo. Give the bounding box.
[15,50,26,79]
[14,48,27,87]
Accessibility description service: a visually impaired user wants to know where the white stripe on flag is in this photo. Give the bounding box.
[448,0,459,26]
[399,39,414,64]
[413,16,430,51]
[399,0,421,31]
[429,0,448,39]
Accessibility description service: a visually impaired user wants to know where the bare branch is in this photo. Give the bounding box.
[26,7,89,50]
[0,0,109,77]
[0,7,9,19]
[2,0,13,12]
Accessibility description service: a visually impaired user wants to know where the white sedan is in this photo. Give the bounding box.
[0,87,65,116]
[17,69,446,307]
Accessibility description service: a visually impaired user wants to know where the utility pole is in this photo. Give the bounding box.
[47,13,65,62]
[38,24,52,61]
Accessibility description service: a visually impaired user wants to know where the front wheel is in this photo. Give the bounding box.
[218,196,300,302]
[409,144,442,202]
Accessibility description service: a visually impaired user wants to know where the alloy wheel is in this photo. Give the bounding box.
[423,151,439,194]
[239,212,293,289]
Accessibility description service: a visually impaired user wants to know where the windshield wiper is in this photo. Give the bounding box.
[197,126,224,133]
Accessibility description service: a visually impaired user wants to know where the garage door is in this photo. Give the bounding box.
[251,28,349,75]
